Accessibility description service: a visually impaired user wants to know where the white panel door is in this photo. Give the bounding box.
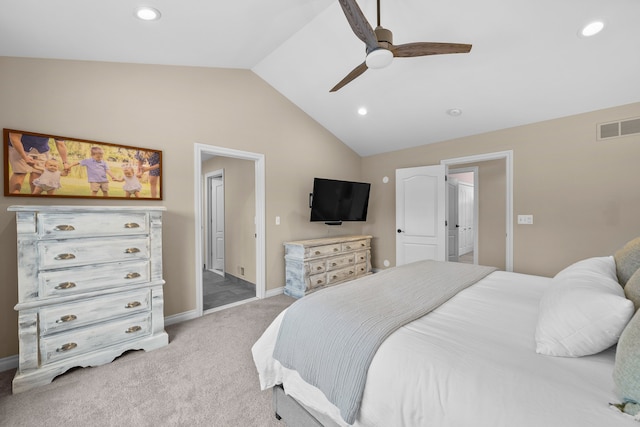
[447,180,459,262]
[213,178,225,272]
[396,165,446,265]
[458,182,474,255]
[206,173,225,274]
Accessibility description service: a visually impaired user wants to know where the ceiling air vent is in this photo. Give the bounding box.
[598,117,640,140]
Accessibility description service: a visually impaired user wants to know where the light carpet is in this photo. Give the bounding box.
[0,294,294,426]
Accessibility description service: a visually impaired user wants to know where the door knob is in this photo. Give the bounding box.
[397,229,404,233]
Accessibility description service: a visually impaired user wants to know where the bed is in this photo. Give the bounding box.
[252,238,640,426]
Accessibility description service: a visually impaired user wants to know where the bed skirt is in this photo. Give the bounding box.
[273,384,341,427]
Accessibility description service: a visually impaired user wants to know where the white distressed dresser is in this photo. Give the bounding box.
[284,235,372,298]
[9,205,168,393]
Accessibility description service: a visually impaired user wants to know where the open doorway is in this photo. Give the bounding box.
[442,151,513,272]
[193,143,266,317]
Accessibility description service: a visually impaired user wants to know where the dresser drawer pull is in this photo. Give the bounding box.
[56,314,77,323]
[125,272,141,279]
[349,270,354,275]
[54,253,76,260]
[124,222,140,229]
[331,262,338,267]
[345,245,352,250]
[56,342,78,352]
[55,282,77,290]
[317,279,323,284]
[314,250,321,255]
[332,275,338,280]
[316,266,322,271]
[349,259,354,263]
[333,248,339,252]
[125,326,142,334]
[125,301,142,309]
[124,247,141,254]
[54,225,75,231]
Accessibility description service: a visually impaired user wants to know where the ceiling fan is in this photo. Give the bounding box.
[331,0,472,92]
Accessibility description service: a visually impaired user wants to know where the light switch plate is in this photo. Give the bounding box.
[517,215,533,225]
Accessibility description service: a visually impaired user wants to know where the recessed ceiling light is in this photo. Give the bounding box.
[358,107,368,116]
[136,6,161,21]
[580,21,604,37]
[447,108,462,117]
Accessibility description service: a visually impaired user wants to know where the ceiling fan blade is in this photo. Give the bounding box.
[338,0,379,53]
[391,42,472,58]
[330,62,368,92]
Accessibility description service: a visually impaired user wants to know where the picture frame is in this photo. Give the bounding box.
[3,129,162,200]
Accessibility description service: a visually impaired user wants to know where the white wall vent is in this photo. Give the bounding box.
[598,117,640,140]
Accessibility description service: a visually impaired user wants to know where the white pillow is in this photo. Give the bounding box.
[535,256,635,357]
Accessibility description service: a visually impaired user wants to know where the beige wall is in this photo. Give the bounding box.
[202,156,256,282]
[362,102,640,277]
[0,57,362,359]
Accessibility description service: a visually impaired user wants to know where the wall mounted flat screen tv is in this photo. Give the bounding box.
[310,178,371,225]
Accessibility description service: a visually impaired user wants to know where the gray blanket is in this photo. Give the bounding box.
[272,259,497,424]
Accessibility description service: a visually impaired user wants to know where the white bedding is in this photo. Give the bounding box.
[252,271,638,426]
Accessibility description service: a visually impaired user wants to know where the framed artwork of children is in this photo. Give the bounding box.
[3,129,163,200]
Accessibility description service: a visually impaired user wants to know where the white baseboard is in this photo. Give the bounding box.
[265,286,284,298]
[164,309,199,326]
[0,354,18,372]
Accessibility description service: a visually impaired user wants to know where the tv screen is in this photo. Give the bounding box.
[310,178,371,224]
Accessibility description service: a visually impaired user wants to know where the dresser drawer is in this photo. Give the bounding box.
[305,244,341,258]
[354,250,369,264]
[40,260,150,298]
[306,273,327,290]
[326,254,355,271]
[39,236,149,269]
[342,239,369,252]
[40,289,151,335]
[305,260,326,275]
[327,266,357,284]
[40,312,152,365]
[355,262,369,276]
[38,212,148,239]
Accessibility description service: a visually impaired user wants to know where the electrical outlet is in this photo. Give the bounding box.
[517,215,534,225]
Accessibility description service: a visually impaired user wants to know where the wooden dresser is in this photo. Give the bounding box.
[9,205,168,393]
[284,235,372,298]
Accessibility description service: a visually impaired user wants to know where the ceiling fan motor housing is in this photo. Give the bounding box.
[366,26,393,68]
[374,26,393,49]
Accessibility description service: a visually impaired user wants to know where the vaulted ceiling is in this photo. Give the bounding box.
[1,0,639,156]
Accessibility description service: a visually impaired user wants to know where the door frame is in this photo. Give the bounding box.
[193,143,266,317]
[441,150,513,272]
[448,167,479,264]
[204,169,224,275]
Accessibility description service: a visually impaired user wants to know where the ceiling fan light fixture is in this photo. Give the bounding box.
[365,49,393,69]
[136,6,161,21]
